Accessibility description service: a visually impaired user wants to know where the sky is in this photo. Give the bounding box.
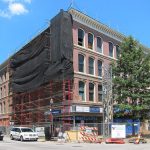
[0,0,150,64]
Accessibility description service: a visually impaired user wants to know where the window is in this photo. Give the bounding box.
[98,60,102,77]
[116,45,120,59]
[98,84,103,102]
[4,85,6,97]
[0,103,2,114]
[0,77,2,85]
[4,72,7,81]
[2,74,6,82]
[89,57,94,75]
[109,42,113,57]
[3,101,5,113]
[89,83,94,101]
[79,81,85,101]
[78,54,84,72]
[0,87,2,98]
[88,33,93,49]
[21,128,33,132]
[97,37,102,53]
[16,128,21,133]
[78,29,84,46]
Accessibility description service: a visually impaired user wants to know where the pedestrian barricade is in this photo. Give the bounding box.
[79,126,102,143]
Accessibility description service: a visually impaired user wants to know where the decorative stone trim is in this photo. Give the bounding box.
[69,8,150,52]
[69,8,124,42]
[74,44,117,61]
[74,71,102,82]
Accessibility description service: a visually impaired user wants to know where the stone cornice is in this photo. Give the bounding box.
[68,8,125,42]
[74,71,102,83]
[69,8,150,52]
[74,44,117,61]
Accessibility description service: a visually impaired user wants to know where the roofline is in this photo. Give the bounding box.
[68,7,150,51]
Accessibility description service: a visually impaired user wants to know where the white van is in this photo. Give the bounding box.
[10,127,38,141]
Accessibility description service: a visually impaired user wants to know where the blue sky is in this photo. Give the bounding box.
[0,0,150,64]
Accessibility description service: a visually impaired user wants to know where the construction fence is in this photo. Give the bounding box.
[1,121,150,142]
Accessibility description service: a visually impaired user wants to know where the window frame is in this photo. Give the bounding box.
[97,36,103,53]
[98,84,103,102]
[116,45,120,59]
[97,60,102,77]
[79,81,86,101]
[88,32,94,50]
[78,54,85,73]
[78,28,85,47]
[108,41,114,57]
[88,57,95,75]
[89,82,95,102]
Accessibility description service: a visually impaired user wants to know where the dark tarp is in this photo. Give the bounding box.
[10,10,73,93]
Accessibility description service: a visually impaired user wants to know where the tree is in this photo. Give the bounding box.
[112,36,150,122]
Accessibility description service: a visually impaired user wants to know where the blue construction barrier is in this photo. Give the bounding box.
[114,119,140,136]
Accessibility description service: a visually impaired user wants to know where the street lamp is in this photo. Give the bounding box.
[50,98,53,136]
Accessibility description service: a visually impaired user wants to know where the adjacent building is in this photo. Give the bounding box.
[0,59,10,126]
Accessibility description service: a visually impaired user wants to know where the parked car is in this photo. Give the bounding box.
[10,127,38,142]
[0,131,4,141]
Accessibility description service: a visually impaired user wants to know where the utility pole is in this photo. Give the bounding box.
[102,64,113,138]
[50,98,53,136]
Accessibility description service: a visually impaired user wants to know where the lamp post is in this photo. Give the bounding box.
[50,98,53,136]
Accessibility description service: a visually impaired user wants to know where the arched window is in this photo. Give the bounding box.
[0,103,2,114]
[0,77,2,84]
[116,45,120,59]
[98,60,102,77]
[97,37,102,53]
[4,85,6,97]
[78,29,84,46]
[3,101,5,113]
[98,84,103,102]
[89,57,94,75]
[89,83,94,101]
[109,42,113,57]
[0,87,2,99]
[79,81,85,101]
[78,54,84,72]
[88,33,94,49]
[2,75,5,82]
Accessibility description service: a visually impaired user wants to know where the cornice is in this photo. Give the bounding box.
[69,8,150,52]
[68,8,125,42]
[74,71,102,83]
[74,44,117,61]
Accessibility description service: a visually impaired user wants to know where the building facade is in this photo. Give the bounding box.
[70,8,122,124]
[0,60,10,126]
[0,8,149,128]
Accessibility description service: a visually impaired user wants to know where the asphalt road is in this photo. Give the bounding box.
[0,136,150,150]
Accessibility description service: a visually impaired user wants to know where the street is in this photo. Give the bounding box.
[0,136,150,150]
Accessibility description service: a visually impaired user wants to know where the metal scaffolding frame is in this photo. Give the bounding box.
[10,80,73,128]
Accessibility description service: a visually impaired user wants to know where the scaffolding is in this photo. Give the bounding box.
[10,80,73,129]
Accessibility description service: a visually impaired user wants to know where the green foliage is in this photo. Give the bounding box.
[112,36,150,121]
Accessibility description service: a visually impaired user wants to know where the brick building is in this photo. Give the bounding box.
[0,59,10,126]
[0,8,149,128]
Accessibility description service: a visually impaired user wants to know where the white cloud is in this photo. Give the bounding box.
[0,10,10,18]
[8,3,28,15]
[0,0,31,18]
[2,0,32,3]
